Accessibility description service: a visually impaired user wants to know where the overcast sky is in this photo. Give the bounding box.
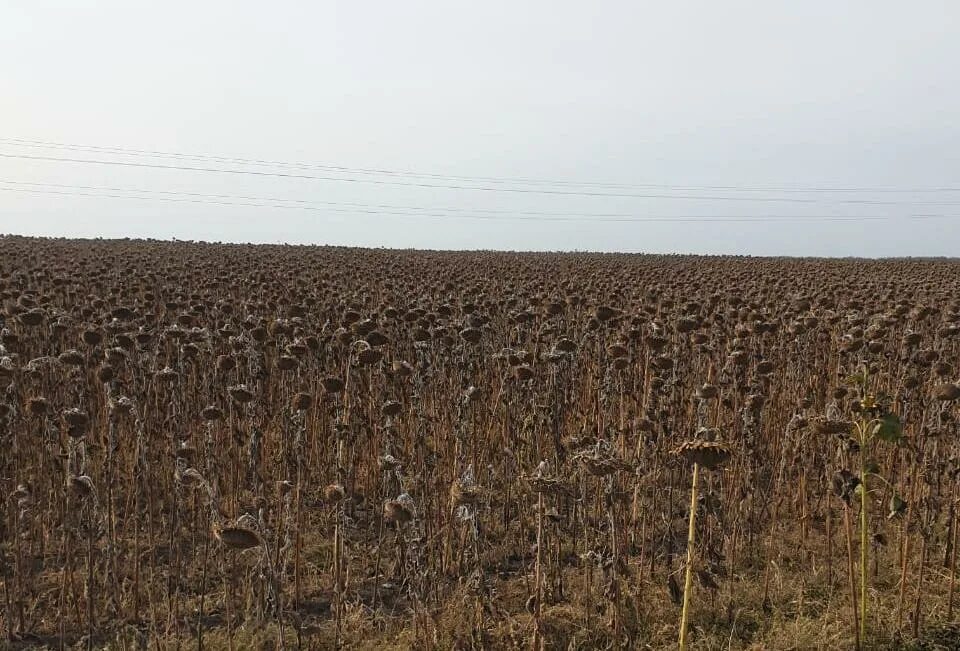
[2,2,959,256]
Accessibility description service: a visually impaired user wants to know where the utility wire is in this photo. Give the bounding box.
[1,184,952,224]
[0,179,925,220]
[4,152,960,206]
[2,137,959,193]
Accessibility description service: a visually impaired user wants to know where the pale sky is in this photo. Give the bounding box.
[2,1,959,256]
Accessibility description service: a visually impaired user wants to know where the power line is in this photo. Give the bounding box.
[3,137,639,188]
[4,152,960,206]
[1,183,953,224]
[2,137,959,194]
[0,179,758,218]
[0,179,921,219]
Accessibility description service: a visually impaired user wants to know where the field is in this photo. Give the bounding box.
[1,236,960,650]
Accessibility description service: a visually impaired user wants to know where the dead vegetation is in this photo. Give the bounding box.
[0,236,959,649]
